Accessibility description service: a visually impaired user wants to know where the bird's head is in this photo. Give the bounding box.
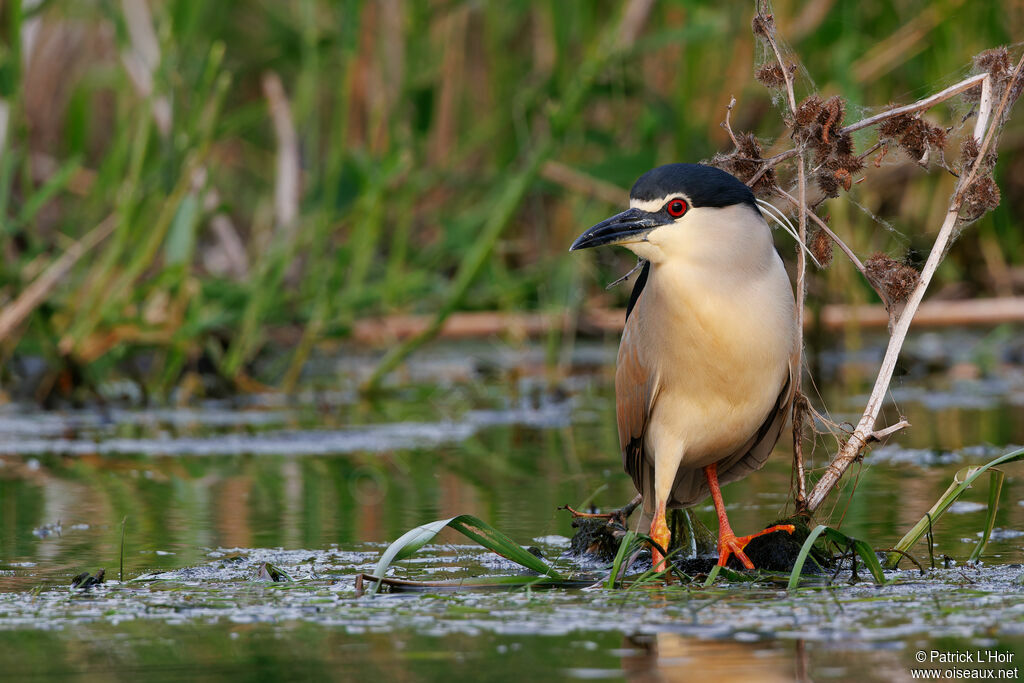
[569,163,767,266]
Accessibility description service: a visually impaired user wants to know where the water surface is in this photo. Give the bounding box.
[2,334,1024,681]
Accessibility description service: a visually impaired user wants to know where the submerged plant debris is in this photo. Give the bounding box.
[3,543,1024,649]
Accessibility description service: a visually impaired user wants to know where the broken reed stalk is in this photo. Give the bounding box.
[736,4,1021,514]
[804,53,1023,513]
[792,153,808,508]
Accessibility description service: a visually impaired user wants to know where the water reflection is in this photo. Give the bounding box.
[2,338,1024,581]
[1,336,1024,680]
[619,633,795,682]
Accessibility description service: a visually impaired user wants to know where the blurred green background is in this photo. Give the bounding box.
[0,0,1021,401]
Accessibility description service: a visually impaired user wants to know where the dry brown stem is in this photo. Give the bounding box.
[739,5,1019,514]
[792,154,808,508]
[804,53,1024,513]
[840,73,988,135]
[753,0,808,507]
[722,96,741,149]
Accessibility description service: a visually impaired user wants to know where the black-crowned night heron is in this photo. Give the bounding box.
[570,163,798,571]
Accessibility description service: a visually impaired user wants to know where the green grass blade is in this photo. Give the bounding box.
[824,529,888,586]
[446,516,563,578]
[787,524,829,590]
[702,564,722,587]
[968,469,1005,563]
[165,192,202,266]
[368,514,563,595]
[606,529,636,589]
[15,156,81,229]
[885,446,1024,568]
[788,525,887,589]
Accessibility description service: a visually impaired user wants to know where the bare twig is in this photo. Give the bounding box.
[840,73,988,135]
[805,55,1024,513]
[746,148,800,188]
[560,505,614,519]
[974,75,994,143]
[868,419,911,442]
[773,186,893,311]
[605,259,646,290]
[722,96,741,149]
[792,153,808,509]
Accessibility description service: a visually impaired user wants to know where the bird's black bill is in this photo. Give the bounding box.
[569,207,665,251]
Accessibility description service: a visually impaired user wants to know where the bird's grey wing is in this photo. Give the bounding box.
[616,263,658,492]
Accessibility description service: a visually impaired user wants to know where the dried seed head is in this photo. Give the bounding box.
[820,96,845,142]
[756,63,785,88]
[960,137,981,168]
[959,136,998,174]
[809,227,833,268]
[815,169,839,197]
[709,132,776,198]
[833,132,855,157]
[833,168,852,192]
[752,13,775,38]
[878,112,912,139]
[879,113,946,161]
[926,125,947,148]
[962,175,1001,221]
[865,252,920,303]
[968,47,1019,105]
[975,47,1011,78]
[734,132,759,158]
[793,95,823,128]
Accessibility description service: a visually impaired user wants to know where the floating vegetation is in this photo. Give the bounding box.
[363,447,1024,593]
[70,569,105,590]
[359,515,565,596]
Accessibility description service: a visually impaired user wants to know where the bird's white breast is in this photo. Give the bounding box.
[626,205,797,469]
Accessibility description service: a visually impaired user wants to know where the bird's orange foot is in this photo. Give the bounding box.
[650,504,671,573]
[716,524,796,569]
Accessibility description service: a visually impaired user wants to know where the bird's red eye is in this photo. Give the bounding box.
[666,199,687,217]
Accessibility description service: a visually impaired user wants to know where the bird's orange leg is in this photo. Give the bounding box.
[704,462,795,569]
[649,500,671,573]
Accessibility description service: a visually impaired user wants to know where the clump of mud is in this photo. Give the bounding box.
[567,505,829,576]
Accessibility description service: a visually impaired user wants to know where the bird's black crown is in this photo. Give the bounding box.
[630,163,757,210]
